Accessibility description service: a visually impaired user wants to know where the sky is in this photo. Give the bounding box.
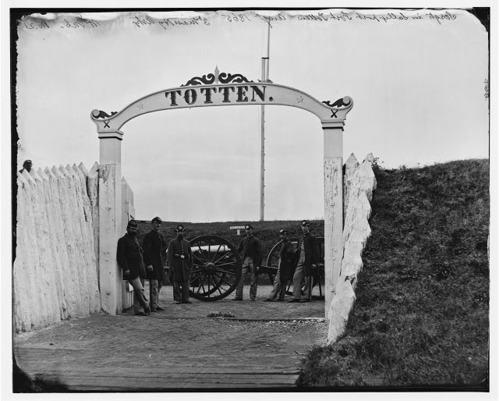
[11,7,490,223]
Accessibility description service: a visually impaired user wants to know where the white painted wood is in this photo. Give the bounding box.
[38,168,64,321]
[344,153,359,219]
[98,135,123,315]
[63,165,87,316]
[14,162,104,332]
[121,177,134,310]
[26,170,53,328]
[68,165,91,315]
[88,162,100,284]
[323,127,344,317]
[52,166,77,318]
[73,164,96,313]
[13,173,33,331]
[78,163,101,313]
[45,167,69,320]
[55,166,81,318]
[327,154,377,345]
[91,84,353,133]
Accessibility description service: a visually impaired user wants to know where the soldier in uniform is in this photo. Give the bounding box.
[289,220,320,303]
[117,220,150,316]
[265,229,297,302]
[167,224,192,304]
[142,216,166,312]
[234,224,263,301]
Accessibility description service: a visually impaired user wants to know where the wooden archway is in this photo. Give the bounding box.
[92,69,354,317]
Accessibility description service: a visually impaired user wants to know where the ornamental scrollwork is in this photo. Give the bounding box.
[323,97,353,119]
[182,73,217,87]
[322,98,351,108]
[182,66,253,86]
[218,72,252,84]
[91,109,118,119]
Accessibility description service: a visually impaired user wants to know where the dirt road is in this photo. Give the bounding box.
[14,285,328,391]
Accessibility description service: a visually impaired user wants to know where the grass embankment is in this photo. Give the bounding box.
[298,159,490,389]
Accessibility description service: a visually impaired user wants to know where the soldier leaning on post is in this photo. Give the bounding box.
[117,220,151,316]
[233,224,263,301]
[265,229,296,302]
[289,220,320,303]
[167,224,193,304]
[142,216,166,312]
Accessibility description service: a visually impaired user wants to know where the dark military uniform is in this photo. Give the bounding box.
[235,228,263,301]
[278,239,297,292]
[117,232,149,314]
[143,231,166,280]
[292,232,320,301]
[167,236,192,303]
[143,230,166,310]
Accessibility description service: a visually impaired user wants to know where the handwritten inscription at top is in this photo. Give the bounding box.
[260,11,457,26]
[131,15,210,29]
[21,17,100,30]
[298,11,458,24]
[18,10,459,32]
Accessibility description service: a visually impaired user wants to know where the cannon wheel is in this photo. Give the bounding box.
[189,235,242,302]
[265,240,282,284]
[265,238,325,299]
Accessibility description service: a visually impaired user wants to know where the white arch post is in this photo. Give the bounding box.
[98,131,123,314]
[322,121,345,314]
[92,70,353,316]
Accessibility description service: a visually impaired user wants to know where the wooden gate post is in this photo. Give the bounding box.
[98,131,123,315]
[322,122,344,316]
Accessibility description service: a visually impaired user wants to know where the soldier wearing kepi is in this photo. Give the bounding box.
[265,229,297,302]
[289,220,320,303]
[117,220,150,316]
[234,224,263,301]
[142,216,166,312]
[167,224,193,304]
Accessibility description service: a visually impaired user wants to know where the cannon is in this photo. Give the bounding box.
[170,235,325,302]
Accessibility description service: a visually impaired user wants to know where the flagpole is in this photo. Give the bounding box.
[260,23,270,222]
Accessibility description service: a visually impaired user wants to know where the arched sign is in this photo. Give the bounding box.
[91,68,353,133]
[92,68,353,318]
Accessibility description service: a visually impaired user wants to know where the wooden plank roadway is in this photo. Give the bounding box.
[14,286,328,391]
[15,346,302,390]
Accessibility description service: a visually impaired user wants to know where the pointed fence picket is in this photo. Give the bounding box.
[13,163,134,332]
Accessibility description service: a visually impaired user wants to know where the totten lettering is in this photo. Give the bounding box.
[164,85,267,107]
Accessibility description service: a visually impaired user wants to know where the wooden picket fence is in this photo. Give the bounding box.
[14,163,136,333]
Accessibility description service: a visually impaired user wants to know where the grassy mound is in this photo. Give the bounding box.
[297,159,490,389]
